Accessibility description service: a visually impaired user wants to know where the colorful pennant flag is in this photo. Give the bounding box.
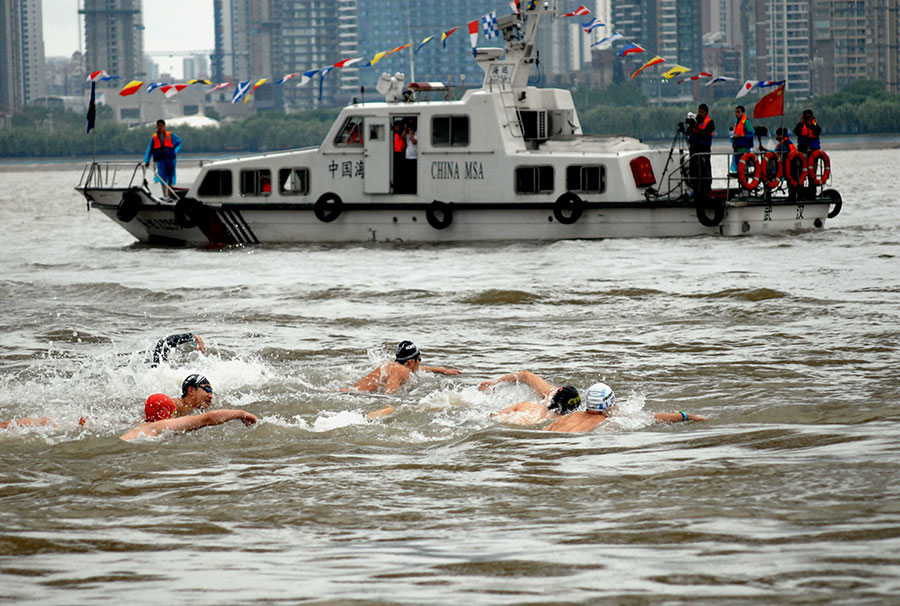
[736,80,757,98]
[676,72,712,84]
[318,66,334,101]
[146,82,168,93]
[705,76,736,86]
[160,84,188,98]
[333,57,363,68]
[482,12,499,40]
[618,43,644,57]
[243,78,267,103]
[758,80,785,89]
[660,65,690,80]
[187,79,212,85]
[231,80,251,103]
[592,32,623,49]
[298,69,320,85]
[468,19,479,56]
[86,70,109,82]
[583,18,604,34]
[441,27,458,49]
[366,50,389,66]
[275,73,298,84]
[100,75,121,81]
[385,43,411,58]
[526,0,538,10]
[564,5,590,17]
[118,80,143,96]
[207,82,233,93]
[753,84,785,119]
[415,36,435,54]
[630,55,665,79]
[509,1,519,14]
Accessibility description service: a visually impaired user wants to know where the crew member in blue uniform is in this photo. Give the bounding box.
[144,119,183,187]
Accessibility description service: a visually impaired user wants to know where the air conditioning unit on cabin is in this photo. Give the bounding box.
[517,110,548,141]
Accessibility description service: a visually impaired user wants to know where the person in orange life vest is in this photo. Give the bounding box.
[260,174,272,194]
[774,127,800,193]
[143,119,183,186]
[793,109,822,153]
[685,103,715,197]
[730,105,755,174]
[392,121,407,191]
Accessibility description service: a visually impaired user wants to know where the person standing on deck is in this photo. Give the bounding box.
[144,119,182,188]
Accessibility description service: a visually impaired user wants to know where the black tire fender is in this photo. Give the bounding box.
[553,192,583,224]
[696,199,725,227]
[116,187,143,223]
[174,197,204,228]
[824,189,842,219]
[314,193,343,222]
[425,201,453,230]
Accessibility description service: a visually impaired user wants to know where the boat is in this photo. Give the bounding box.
[75,2,842,245]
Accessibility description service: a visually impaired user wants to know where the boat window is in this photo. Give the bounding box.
[566,165,606,193]
[432,116,469,147]
[240,169,272,196]
[197,169,232,197]
[279,168,310,195]
[515,166,554,194]
[334,116,364,146]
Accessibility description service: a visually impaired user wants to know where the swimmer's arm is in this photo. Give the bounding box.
[420,365,461,375]
[1,417,53,430]
[653,411,707,423]
[479,370,554,397]
[120,410,258,441]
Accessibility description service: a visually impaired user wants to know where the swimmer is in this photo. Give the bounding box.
[121,393,257,441]
[543,382,706,433]
[151,332,206,367]
[146,374,215,419]
[350,341,461,396]
[480,370,580,425]
[1,416,87,430]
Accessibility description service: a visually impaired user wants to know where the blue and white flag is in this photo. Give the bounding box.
[591,32,622,49]
[582,18,604,34]
[298,69,320,86]
[146,82,167,93]
[482,11,499,40]
[231,80,251,103]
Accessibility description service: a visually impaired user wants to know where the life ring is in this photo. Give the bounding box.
[174,197,203,228]
[116,188,143,223]
[553,192,584,224]
[758,151,783,189]
[785,150,808,188]
[696,199,725,227]
[737,152,760,190]
[425,201,453,229]
[823,189,842,218]
[314,193,343,222]
[807,150,831,186]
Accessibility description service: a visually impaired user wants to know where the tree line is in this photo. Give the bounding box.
[0,79,896,159]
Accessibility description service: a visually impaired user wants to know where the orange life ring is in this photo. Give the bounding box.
[807,150,831,186]
[737,152,760,190]
[758,151,783,189]
[785,150,808,188]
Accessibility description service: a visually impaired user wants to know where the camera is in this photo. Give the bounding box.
[677,121,685,133]
[686,112,696,121]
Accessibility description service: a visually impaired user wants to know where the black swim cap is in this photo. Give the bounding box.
[182,374,211,397]
[549,386,581,414]
[395,340,421,362]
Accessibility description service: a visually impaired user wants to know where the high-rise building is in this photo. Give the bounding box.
[868,0,900,92]
[79,0,144,85]
[743,0,811,98]
[0,0,46,114]
[212,0,252,82]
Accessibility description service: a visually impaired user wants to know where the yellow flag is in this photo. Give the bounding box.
[661,65,691,80]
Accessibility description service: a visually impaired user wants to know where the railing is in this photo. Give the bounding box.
[76,161,178,199]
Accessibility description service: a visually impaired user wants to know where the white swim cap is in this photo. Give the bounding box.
[585,382,615,412]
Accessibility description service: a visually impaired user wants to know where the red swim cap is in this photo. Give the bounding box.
[145,393,176,422]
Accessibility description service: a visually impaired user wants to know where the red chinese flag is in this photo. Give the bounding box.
[753,85,785,119]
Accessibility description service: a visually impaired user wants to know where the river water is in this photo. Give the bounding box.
[0,148,898,605]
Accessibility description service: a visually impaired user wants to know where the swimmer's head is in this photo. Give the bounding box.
[549,386,581,414]
[145,393,176,422]
[395,341,421,363]
[181,374,212,397]
[585,382,615,412]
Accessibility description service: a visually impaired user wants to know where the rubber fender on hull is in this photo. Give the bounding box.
[174,197,204,228]
[426,201,453,229]
[553,192,584,224]
[314,193,344,222]
[116,188,143,223]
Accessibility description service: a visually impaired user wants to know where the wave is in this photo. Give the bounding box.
[461,289,542,305]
